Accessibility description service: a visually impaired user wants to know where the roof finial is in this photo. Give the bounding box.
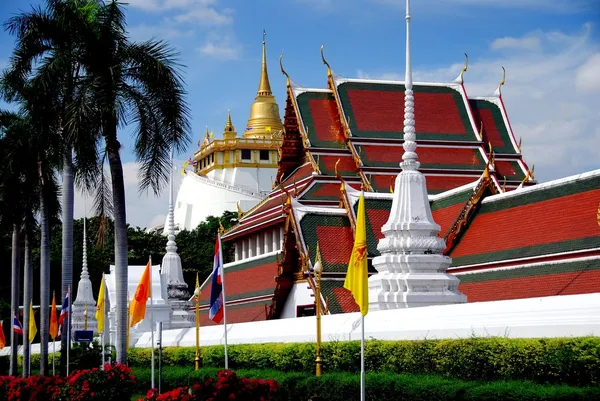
[279,54,290,87]
[495,66,506,96]
[454,53,468,83]
[225,109,234,131]
[166,141,178,254]
[257,29,272,96]
[320,44,332,78]
[400,0,419,171]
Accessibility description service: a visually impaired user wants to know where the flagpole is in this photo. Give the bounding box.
[150,256,155,389]
[52,339,55,375]
[361,315,365,401]
[67,285,71,376]
[102,274,106,369]
[218,232,229,369]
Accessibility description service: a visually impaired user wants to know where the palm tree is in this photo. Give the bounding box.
[4,0,190,364]
[3,0,102,374]
[69,1,190,363]
[0,111,58,375]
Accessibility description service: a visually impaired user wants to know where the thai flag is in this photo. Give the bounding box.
[209,234,224,323]
[59,290,69,328]
[13,315,23,335]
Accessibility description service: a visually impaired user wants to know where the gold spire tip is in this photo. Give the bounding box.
[257,30,272,96]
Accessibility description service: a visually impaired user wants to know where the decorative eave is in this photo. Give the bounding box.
[267,196,305,319]
[443,165,499,255]
[275,55,308,186]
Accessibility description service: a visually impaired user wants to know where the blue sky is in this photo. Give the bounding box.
[1,0,599,227]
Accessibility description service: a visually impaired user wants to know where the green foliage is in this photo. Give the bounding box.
[131,367,600,401]
[128,337,600,386]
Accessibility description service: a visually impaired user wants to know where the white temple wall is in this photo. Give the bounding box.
[280,282,317,319]
[172,173,263,231]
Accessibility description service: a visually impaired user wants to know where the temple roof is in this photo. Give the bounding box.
[198,252,280,325]
[450,170,600,270]
[335,78,479,142]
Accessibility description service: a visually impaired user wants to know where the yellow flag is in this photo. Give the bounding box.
[266,126,272,133]
[343,191,369,316]
[209,131,214,138]
[49,292,58,339]
[95,274,105,334]
[130,260,151,327]
[29,301,37,343]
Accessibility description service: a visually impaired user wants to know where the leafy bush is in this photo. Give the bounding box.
[132,367,600,401]
[129,337,600,386]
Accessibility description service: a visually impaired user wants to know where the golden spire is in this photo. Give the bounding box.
[244,30,283,139]
[223,109,237,140]
[225,109,234,131]
[257,30,272,96]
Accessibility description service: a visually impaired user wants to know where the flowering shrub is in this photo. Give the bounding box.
[140,370,279,401]
[0,363,135,401]
[59,363,136,401]
[0,375,64,401]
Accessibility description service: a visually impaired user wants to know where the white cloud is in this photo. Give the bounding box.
[374,0,593,13]
[125,0,232,26]
[198,35,240,60]
[356,23,600,184]
[491,36,541,51]
[71,160,185,229]
[128,24,194,42]
[575,53,600,93]
[357,69,402,81]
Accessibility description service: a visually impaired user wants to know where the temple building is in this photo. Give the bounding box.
[168,37,283,232]
[195,48,600,325]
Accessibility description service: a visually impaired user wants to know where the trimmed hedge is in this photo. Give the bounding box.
[133,367,600,401]
[128,337,600,386]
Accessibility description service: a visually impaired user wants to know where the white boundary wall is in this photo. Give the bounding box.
[135,293,600,348]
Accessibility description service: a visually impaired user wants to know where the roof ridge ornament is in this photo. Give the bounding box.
[494,66,506,97]
[320,44,333,79]
[279,54,290,88]
[454,53,468,84]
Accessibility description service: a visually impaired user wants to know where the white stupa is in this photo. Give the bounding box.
[161,146,195,329]
[369,2,467,310]
[72,217,98,333]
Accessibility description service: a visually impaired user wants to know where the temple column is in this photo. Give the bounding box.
[242,238,248,260]
[256,233,262,256]
[235,242,241,261]
[279,226,284,250]
[248,237,254,258]
[272,228,279,251]
[263,230,271,253]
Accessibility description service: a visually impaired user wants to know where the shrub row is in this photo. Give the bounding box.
[128,337,600,386]
[133,367,600,401]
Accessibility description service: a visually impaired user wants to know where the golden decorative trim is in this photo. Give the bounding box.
[497,66,506,96]
[459,53,468,82]
[280,54,291,88]
[597,202,600,227]
[320,44,332,79]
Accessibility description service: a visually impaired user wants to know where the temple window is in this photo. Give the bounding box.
[259,150,269,161]
[241,149,251,160]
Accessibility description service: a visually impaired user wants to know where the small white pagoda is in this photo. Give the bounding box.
[72,218,98,334]
[369,3,466,310]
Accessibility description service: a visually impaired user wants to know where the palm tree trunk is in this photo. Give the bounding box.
[105,130,128,364]
[39,190,50,375]
[22,233,32,377]
[9,225,20,376]
[60,150,74,375]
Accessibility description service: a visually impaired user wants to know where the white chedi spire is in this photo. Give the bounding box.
[72,216,98,332]
[368,0,466,310]
[161,145,190,300]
